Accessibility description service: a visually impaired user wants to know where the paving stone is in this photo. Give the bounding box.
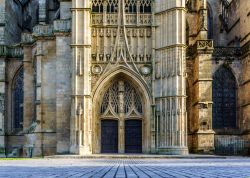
[0,158,250,178]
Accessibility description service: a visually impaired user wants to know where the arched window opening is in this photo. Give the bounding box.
[92,0,104,13]
[212,66,236,129]
[140,0,152,13]
[12,68,24,130]
[125,0,137,13]
[107,0,118,13]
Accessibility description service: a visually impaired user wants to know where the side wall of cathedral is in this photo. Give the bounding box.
[186,0,250,154]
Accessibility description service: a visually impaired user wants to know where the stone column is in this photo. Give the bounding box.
[70,0,92,155]
[0,57,6,156]
[154,0,188,155]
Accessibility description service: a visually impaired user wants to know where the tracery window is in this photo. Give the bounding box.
[139,0,151,13]
[101,80,142,116]
[125,0,136,13]
[91,0,152,13]
[107,0,119,13]
[212,66,236,129]
[12,68,24,130]
[92,0,104,13]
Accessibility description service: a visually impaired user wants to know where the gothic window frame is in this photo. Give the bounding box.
[139,0,152,13]
[212,65,237,130]
[100,80,143,119]
[207,2,213,39]
[11,67,24,131]
[125,0,137,13]
[91,0,152,14]
[92,0,104,13]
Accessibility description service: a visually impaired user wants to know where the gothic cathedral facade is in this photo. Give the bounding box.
[0,0,249,157]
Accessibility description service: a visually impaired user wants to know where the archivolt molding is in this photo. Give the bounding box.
[92,65,152,104]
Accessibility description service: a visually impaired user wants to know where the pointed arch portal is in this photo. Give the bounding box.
[92,68,152,154]
[100,80,143,153]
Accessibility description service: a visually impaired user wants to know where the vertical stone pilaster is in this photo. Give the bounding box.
[154,0,188,155]
[190,0,215,153]
[23,46,35,130]
[191,40,214,153]
[70,0,92,155]
[55,1,72,155]
[0,57,6,156]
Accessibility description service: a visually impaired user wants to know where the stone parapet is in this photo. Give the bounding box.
[213,47,241,59]
[33,24,54,38]
[54,19,71,33]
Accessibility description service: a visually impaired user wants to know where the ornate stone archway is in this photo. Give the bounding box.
[100,79,143,153]
[92,69,152,154]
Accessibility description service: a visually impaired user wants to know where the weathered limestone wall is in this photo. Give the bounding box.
[0,0,5,45]
[55,34,71,154]
[154,0,188,155]
[239,0,250,46]
[23,45,35,130]
[4,0,22,45]
[241,45,250,154]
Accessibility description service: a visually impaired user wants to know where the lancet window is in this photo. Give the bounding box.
[12,68,24,130]
[92,0,152,13]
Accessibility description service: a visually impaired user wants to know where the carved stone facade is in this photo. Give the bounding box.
[0,0,249,157]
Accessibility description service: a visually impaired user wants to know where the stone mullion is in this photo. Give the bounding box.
[118,80,125,153]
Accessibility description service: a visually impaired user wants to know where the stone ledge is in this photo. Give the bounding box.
[45,153,226,159]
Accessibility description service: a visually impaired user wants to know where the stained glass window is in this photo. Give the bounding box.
[13,68,24,130]
[212,66,236,129]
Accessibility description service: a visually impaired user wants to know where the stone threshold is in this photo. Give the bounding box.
[45,154,227,159]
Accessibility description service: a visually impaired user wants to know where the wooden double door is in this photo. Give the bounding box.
[101,119,142,153]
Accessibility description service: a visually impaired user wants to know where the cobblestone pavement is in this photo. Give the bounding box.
[0,158,250,178]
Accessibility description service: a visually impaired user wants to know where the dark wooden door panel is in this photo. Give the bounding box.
[101,120,118,153]
[125,120,142,153]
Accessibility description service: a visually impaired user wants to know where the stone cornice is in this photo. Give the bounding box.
[187,40,250,60]
[187,40,214,58]
[154,7,187,15]
[0,45,23,58]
